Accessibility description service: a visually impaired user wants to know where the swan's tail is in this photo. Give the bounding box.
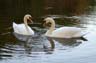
[80,37,88,41]
[13,22,18,32]
[13,22,17,28]
[13,22,17,25]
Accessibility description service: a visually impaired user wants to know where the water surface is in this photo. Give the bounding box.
[0,0,96,63]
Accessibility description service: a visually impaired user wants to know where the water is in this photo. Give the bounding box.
[0,0,96,63]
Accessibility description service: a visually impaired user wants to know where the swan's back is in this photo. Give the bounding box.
[13,22,34,35]
[51,27,82,38]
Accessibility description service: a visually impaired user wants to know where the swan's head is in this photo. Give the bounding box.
[24,14,33,24]
[43,17,55,28]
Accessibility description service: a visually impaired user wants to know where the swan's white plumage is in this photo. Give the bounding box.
[44,17,87,38]
[13,22,34,35]
[13,14,34,35]
[50,27,85,38]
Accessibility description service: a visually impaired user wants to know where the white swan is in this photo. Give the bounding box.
[13,14,34,35]
[43,17,87,41]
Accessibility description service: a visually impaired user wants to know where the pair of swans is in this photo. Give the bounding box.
[13,14,87,41]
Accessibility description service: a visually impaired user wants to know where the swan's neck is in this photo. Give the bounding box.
[24,18,30,34]
[45,22,55,36]
[24,18,28,26]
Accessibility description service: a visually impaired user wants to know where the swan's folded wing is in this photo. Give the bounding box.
[13,22,34,35]
[13,23,27,34]
[13,22,20,33]
[73,30,89,38]
[51,27,82,38]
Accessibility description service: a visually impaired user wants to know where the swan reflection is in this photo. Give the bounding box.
[13,32,55,54]
[47,37,82,48]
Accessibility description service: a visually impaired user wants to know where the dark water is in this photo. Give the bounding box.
[0,0,96,63]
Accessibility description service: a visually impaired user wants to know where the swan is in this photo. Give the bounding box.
[43,17,87,41]
[13,14,34,35]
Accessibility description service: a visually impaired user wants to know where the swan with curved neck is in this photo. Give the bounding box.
[43,17,55,36]
[43,17,87,41]
[13,14,34,35]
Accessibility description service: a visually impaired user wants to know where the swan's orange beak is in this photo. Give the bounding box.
[28,17,33,24]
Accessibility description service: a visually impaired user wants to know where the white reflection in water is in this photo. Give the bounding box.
[13,32,55,54]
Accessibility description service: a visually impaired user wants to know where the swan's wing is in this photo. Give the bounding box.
[13,22,20,33]
[51,27,82,38]
[27,26,35,35]
[73,30,89,37]
[13,22,34,35]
